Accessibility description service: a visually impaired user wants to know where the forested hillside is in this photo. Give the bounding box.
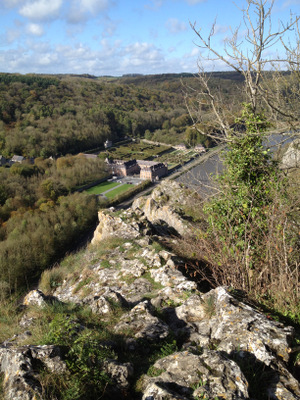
[0,72,245,158]
[0,73,186,157]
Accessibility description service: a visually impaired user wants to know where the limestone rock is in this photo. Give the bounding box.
[150,263,197,290]
[114,301,170,341]
[175,287,294,365]
[0,344,66,400]
[103,360,134,388]
[3,181,298,400]
[132,180,190,235]
[142,349,249,400]
[23,289,59,307]
[173,287,300,399]
[91,209,141,244]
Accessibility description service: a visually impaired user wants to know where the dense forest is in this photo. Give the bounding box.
[0,73,185,157]
[0,153,108,294]
[0,72,245,158]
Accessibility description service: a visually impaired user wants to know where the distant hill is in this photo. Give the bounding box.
[0,72,245,158]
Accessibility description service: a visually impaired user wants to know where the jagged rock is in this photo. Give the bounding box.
[91,209,142,244]
[23,289,59,307]
[114,301,169,341]
[132,180,190,235]
[27,345,66,374]
[91,210,151,244]
[52,237,196,311]
[150,263,197,290]
[89,288,129,315]
[175,287,294,364]
[173,287,300,399]
[142,349,249,400]
[0,344,66,400]
[103,360,134,388]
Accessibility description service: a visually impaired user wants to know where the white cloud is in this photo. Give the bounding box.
[190,47,199,57]
[214,24,229,35]
[166,18,187,34]
[121,42,164,71]
[19,0,63,21]
[26,23,44,36]
[0,36,207,75]
[102,16,119,38]
[1,20,23,45]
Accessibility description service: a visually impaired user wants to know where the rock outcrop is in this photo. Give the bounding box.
[281,139,300,169]
[132,180,191,235]
[0,344,66,400]
[0,180,299,400]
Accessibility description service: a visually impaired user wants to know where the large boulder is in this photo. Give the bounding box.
[132,180,190,236]
[91,208,146,244]
[142,350,249,400]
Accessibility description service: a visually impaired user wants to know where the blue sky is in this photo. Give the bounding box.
[0,0,299,76]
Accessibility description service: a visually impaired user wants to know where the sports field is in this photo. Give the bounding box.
[86,180,134,199]
[104,184,133,199]
[85,181,120,194]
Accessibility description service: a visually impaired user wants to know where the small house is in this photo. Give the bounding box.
[10,155,24,165]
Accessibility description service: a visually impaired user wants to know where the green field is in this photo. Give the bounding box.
[105,184,134,199]
[86,180,134,199]
[86,181,119,194]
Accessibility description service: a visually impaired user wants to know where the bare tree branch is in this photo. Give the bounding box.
[187,0,300,140]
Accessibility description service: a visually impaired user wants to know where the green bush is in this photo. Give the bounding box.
[41,314,115,399]
[196,104,299,313]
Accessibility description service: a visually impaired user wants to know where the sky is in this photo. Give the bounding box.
[0,0,299,76]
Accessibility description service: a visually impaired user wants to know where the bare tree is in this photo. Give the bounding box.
[186,0,300,141]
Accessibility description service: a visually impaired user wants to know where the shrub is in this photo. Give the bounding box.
[41,314,115,399]
[190,104,299,315]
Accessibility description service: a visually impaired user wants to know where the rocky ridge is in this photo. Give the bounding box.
[0,180,299,400]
